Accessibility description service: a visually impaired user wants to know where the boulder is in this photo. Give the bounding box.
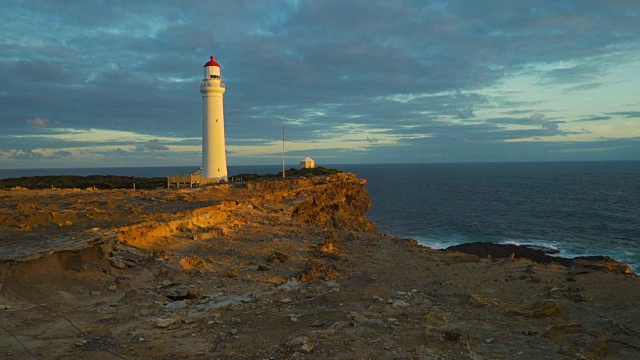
[159,284,202,300]
[108,256,127,269]
[154,318,175,328]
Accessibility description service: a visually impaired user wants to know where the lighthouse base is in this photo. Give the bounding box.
[166,173,227,188]
[205,176,228,183]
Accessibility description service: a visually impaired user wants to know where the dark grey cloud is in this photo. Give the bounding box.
[145,139,170,151]
[564,82,603,92]
[574,115,612,122]
[15,60,70,83]
[540,64,602,85]
[53,151,73,158]
[483,113,568,136]
[607,111,640,119]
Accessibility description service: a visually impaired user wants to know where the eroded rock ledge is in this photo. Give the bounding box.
[0,172,374,262]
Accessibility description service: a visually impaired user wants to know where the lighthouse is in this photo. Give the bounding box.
[200,55,228,181]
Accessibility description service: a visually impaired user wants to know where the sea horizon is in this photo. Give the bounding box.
[2,159,639,179]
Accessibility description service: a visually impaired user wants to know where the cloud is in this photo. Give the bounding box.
[15,59,69,83]
[144,139,170,151]
[540,63,602,85]
[530,113,545,122]
[529,113,559,131]
[483,113,567,138]
[564,82,602,92]
[607,111,640,119]
[9,150,45,160]
[52,150,72,157]
[25,117,50,127]
[574,115,612,122]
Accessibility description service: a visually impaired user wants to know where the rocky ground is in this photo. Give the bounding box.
[0,173,638,359]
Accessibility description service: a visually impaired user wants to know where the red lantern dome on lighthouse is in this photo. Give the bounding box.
[203,55,222,80]
[204,55,220,67]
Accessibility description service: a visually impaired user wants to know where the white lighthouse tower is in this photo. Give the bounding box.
[200,55,228,181]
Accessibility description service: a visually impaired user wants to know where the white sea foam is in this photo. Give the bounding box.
[498,239,560,252]
[412,235,471,250]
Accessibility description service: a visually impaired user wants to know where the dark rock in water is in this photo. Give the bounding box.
[523,245,561,255]
[443,242,634,274]
[443,242,573,266]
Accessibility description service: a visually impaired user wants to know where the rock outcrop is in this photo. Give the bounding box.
[288,174,377,232]
[445,242,634,274]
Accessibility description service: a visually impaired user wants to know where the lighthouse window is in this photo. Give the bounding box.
[210,75,220,79]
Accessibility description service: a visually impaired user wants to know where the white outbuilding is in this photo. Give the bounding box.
[300,156,315,169]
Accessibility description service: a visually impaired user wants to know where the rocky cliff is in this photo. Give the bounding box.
[0,172,375,261]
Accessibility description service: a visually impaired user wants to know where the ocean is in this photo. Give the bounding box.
[1,161,639,271]
[340,162,640,273]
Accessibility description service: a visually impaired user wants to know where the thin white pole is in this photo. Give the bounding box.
[282,126,285,178]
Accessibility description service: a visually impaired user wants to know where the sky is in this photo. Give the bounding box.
[1,0,639,168]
